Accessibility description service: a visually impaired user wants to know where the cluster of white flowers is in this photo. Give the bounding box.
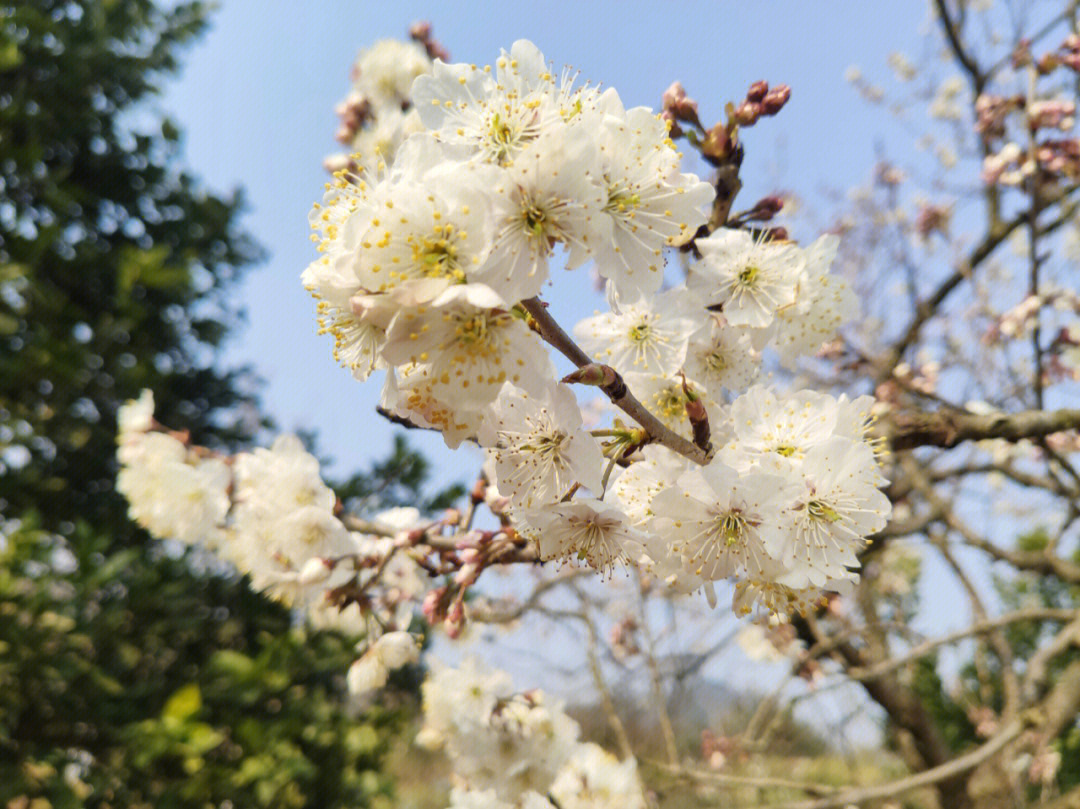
[326,38,433,174]
[417,659,646,809]
[298,39,889,617]
[115,391,429,640]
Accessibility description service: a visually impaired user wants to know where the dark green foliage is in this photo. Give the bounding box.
[0,0,263,536]
[0,518,404,809]
[0,2,426,806]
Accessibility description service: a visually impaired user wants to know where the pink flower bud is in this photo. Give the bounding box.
[760,85,791,115]
[444,601,465,638]
[661,81,700,125]
[747,195,784,221]
[746,80,769,102]
[423,587,448,624]
[733,100,761,126]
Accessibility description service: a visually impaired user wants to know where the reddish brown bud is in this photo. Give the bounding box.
[748,195,784,221]
[760,85,791,115]
[409,19,450,61]
[444,600,466,639]
[733,100,761,126]
[746,80,769,102]
[768,226,789,242]
[470,477,487,504]
[681,375,711,452]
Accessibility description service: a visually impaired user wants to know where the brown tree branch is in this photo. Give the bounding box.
[886,406,1080,451]
[521,296,709,465]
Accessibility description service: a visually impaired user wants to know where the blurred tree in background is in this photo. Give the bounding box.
[0,2,430,806]
[0,0,260,532]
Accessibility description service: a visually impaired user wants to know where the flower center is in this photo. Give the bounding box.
[414,227,464,281]
[716,511,746,547]
[628,322,652,343]
[807,500,842,523]
[738,265,760,286]
[606,188,642,215]
[704,349,726,372]
[523,202,548,237]
[456,314,491,346]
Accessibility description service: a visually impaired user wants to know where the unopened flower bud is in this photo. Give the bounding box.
[454,562,480,587]
[733,100,761,126]
[761,85,791,115]
[423,588,448,624]
[701,123,734,163]
[444,600,465,638]
[373,630,420,669]
[748,195,784,221]
[661,81,700,125]
[408,20,432,40]
[409,19,449,61]
[562,363,619,388]
[746,80,769,102]
[347,656,388,698]
[681,376,711,452]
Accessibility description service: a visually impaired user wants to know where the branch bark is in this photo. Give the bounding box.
[521,296,709,465]
[886,406,1080,451]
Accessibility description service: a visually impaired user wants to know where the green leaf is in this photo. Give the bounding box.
[162,682,202,723]
[0,41,23,71]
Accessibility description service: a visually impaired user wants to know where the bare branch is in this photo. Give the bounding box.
[743,717,1025,809]
[843,608,1076,683]
[886,406,1080,451]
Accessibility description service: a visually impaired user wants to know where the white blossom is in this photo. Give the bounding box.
[412,39,597,166]
[550,742,647,809]
[683,317,761,399]
[767,439,891,589]
[772,234,857,366]
[688,229,803,329]
[648,462,798,582]
[485,130,607,301]
[591,96,714,301]
[381,286,554,411]
[518,498,645,574]
[574,287,699,377]
[478,383,604,508]
[346,631,421,699]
